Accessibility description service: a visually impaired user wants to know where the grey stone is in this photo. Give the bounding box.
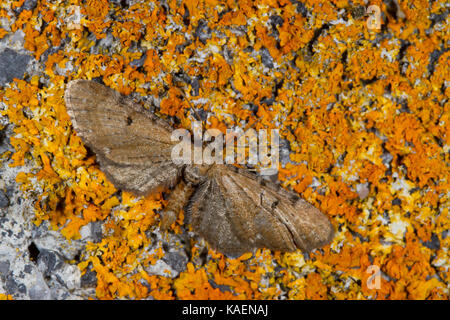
[5,186,14,199]
[208,278,232,293]
[269,15,284,27]
[22,0,37,11]
[172,71,191,84]
[260,96,275,106]
[17,283,27,294]
[28,273,51,300]
[0,190,9,208]
[279,139,291,167]
[0,127,6,146]
[193,108,207,122]
[91,221,103,243]
[130,52,147,68]
[0,260,10,278]
[356,183,370,199]
[190,77,200,96]
[162,251,188,273]
[290,0,308,17]
[195,19,211,44]
[80,266,97,288]
[428,47,449,76]
[222,45,233,64]
[12,0,37,14]
[5,277,20,294]
[422,233,440,250]
[381,151,393,168]
[430,12,448,28]
[37,249,64,277]
[259,47,274,69]
[0,49,32,86]
[23,264,33,274]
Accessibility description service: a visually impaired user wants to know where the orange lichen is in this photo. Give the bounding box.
[0,293,13,300]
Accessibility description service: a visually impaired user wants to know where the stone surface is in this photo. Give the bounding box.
[0,190,9,208]
[0,121,94,299]
[0,0,447,301]
[259,47,274,69]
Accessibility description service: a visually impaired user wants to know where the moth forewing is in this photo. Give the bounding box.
[220,165,334,252]
[64,80,183,196]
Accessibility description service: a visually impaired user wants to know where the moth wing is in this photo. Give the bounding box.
[187,165,334,257]
[97,158,182,196]
[64,80,182,195]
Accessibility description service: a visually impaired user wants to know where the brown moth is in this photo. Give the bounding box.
[64,80,334,257]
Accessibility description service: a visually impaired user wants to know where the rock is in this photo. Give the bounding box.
[194,108,207,122]
[36,249,64,277]
[422,233,440,250]
[260,96,275,106]
[28,273,51,300]
[54,264,81,290]
[80,265,97,288]
[145,259,176,278]
[79,221,103,242]
[290,0,308,17]
[351,6,367,19]
[259,47,274,69]
[130,51,147,68]
[269,15,284,27]
[208,278,232,293]
[244,103,258,114]
[0,260,10,276]
[190,77,200,96]
[31,223,85,261]
[381,151,394,168]
[90,221,103,243]
[279,139,291,167]
[5,276,23,295]
[0,190,9,208]
[12,0,37,14]
[162,251,188,273]
[195,19,211,44]
[0,48,32,86]
[22,0,37,11]
[356,183,370,199]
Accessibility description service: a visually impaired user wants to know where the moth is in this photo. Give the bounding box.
[64,80,334,257]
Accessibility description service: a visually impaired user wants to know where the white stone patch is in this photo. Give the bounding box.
[387,212,410,242]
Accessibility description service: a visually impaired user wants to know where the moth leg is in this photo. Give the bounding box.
[161,180,196,230]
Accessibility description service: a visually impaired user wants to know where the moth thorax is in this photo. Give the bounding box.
[183,165,209,185]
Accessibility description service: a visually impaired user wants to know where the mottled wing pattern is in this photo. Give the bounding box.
[64,80,182,195]
[187,165,334,257]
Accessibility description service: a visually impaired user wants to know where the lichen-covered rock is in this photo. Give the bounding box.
[0,0,448,301]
